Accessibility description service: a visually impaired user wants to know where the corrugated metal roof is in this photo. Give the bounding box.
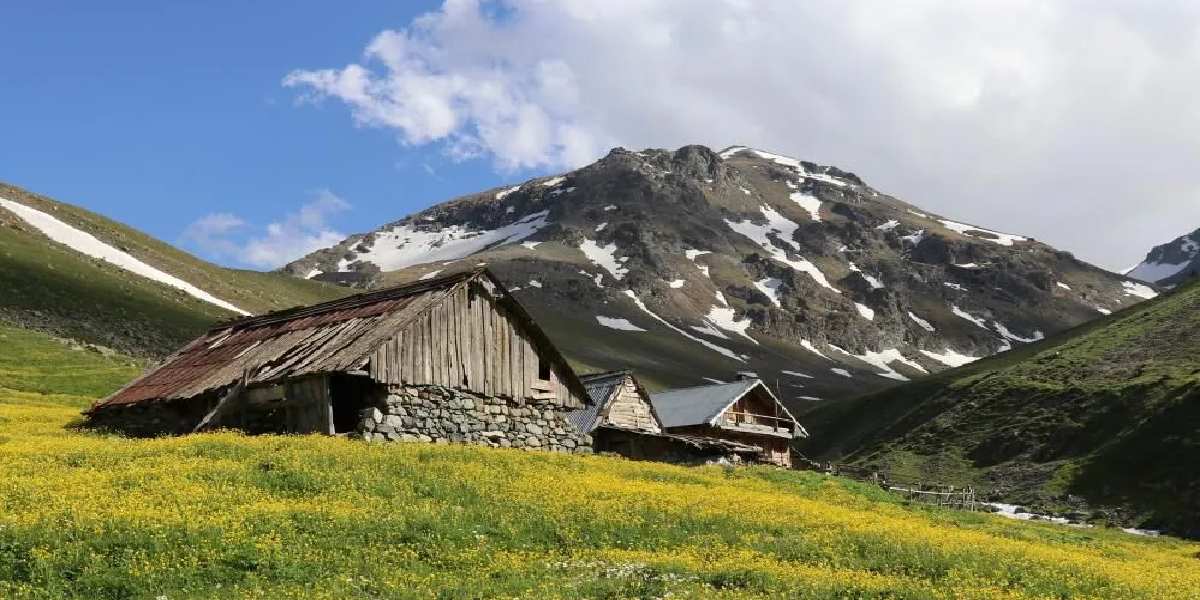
[649,380,760,428]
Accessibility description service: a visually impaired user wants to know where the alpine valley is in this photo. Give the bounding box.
[284,145,1156,407]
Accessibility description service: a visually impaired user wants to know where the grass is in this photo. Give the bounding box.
[0,182,349,358]
[1,326,1199,598]
[0,323,142,398]
[804,279,1200,535]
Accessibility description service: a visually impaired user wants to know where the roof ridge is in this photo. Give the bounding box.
[580,369,631,382]
[214,268,485,332]
[650,379,757,395]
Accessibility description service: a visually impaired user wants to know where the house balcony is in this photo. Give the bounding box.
[717,411,797,438]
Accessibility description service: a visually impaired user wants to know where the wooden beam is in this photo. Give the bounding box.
[193,372,248,432]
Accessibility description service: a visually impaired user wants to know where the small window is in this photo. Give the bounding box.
[537,357,551,381]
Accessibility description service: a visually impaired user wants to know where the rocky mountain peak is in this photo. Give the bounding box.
[284,144,1155,410]
[1127,228,1200,287]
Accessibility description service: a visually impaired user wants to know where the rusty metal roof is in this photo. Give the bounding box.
[91,268,587,411]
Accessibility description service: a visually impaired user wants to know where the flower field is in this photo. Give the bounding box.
[1,328,1198,598]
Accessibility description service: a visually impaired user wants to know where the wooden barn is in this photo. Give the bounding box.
[86,269,593,453]
[568,370,764,465]
[650,378,807,467]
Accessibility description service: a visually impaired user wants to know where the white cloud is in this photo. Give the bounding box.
[285,0,1200,270]
[182,190,350,269]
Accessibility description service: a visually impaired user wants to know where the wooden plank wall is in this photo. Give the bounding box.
[369,283,581,408]
[284,376,333,434]
[603,378,661,432]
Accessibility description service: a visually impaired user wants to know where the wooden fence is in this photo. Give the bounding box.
[886,483,979,511]
[793,455,980,512]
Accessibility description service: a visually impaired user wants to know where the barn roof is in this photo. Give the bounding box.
[650,379,803,434]
[90,268,587,411]
[568,370,660,434]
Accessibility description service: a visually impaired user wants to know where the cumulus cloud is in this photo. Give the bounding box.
[284,0,1200,269]
[182,190,350,269]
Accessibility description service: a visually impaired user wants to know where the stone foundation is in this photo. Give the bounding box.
[358,384,592,454]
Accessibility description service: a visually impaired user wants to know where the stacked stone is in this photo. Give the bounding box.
[359,384,592,454]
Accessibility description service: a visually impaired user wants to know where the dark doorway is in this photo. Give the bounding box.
[329,373,378,434]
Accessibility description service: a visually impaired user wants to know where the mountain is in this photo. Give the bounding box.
[802,279,1200,536]
[284,145,1154,406]
[0,182,349,358]
[1126,227,1200,287]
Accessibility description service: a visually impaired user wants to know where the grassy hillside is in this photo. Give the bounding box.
[0,183,349,357]
[804,279,1200,536]
[2,327,1199,598]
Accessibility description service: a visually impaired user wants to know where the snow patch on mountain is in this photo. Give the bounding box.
[832,346,927,381]
[901,230,926,245]
[342,210,549,271]
[789,192,822,221]
[993,322,1044,344]
[939,219,1026,246]
[951,305,990,329]
[920,347,979,367]
[1121,280,1158,300]
[800,339,829,360]
[746,149,849,187]
[0,197,249,315]
[755,277,784,307]
[908,311,936,332]
[622,290,743,362]
[596,316,646,331]
[579,238,628,280]
[494,185,521,200]
[855,302,875,320]
[704,304,758,344]
[726,205,839,293]
[1127,234,1199,283]
[848,262,884,289]
[782,370,813,379]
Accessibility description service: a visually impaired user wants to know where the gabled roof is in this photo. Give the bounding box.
[568,369,660,434]
[91,268,587,411]
[649,379,805,435]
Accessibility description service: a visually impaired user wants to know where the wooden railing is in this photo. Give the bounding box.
[722,411,793,432]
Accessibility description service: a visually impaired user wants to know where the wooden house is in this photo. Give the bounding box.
[650,378,807,467]
[568,370,764,465]
[86,269,593,453]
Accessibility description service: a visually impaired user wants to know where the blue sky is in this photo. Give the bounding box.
[0,2,534,268]
[4,2,1200,271]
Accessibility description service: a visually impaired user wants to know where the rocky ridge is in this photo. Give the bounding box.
[1127,227,1200,287]
[286,145,1155,409]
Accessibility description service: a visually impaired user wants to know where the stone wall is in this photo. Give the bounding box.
[358,384,592,454]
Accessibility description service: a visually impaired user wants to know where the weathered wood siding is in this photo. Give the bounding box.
[283,376,333,434]
[602,378,660,432]
[368,283,583,408]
